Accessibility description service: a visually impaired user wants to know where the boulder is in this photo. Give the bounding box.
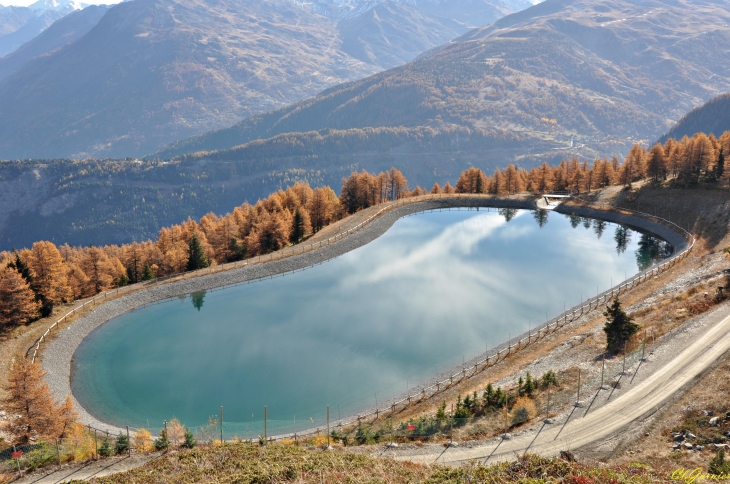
[683,442,694,450]
[687,432,697,439]
[673,434,685,442]
[710,417,720,426]
[673,443,681,450]
[501,433,512,440]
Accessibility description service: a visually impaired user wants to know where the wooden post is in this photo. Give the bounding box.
[327,406,330,448]
[126,426,131,456]
[220,406,224,444]
[57,438,61,469]
[264,406,267,444]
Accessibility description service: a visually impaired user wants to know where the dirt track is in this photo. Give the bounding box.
[391,301,730,464]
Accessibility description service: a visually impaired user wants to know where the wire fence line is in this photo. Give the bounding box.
[22,192,694,443]
[259,197,696,442]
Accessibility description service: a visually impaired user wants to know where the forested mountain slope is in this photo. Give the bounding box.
[0,0,528,160]
[157,0,730,163]
[659,93,730,144]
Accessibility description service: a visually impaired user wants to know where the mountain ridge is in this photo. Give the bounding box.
[0,0,529,159]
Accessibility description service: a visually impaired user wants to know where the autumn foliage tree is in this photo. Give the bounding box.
[0,267,40,326]
[4,130,730,330]
[2,355,78,444]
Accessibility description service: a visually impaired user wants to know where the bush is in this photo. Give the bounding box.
[153,429,170,451]
[541,370,559,389]
[114,432,129,455]
[181,427,196,449]
[710,450,730,475]
[98,438,112,457]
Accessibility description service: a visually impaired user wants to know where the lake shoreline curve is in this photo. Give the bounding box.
[40,196,690,434]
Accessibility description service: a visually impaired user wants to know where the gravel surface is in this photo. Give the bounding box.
[39,197,689,434]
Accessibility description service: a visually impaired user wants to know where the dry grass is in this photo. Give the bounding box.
[33,443,671,484]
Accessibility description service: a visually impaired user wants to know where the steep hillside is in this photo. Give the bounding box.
[659,93,730,143]
[0,0,527,160]
[0,6,66,57]
[158,0,730,163]
[0,5,108,81]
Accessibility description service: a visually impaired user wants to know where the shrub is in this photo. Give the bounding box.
[98,438,112,457]
[133,428,152,452]
[710,450,730,475]
[182,427,196,449]
[541,370,559,389]
[114,432,129,455]
[510,397,536,427]
[153,429,170,451]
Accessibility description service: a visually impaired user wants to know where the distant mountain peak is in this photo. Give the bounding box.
[28,0,83,14]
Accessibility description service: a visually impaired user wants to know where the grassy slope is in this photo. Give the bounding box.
[81,444,670,484]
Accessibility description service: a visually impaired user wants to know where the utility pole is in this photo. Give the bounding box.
[326,406,331,449]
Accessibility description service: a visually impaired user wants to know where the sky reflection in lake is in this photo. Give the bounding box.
[72,208,670,436]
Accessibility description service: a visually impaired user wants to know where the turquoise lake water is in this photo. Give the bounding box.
[71,208,671,437]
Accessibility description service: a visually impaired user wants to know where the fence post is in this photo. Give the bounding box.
[94,429,98,458]
[56,438,61,469]
[126,426,131,456]
[326,406,330,448]
[264,406,267,444]
[220,406,224,444]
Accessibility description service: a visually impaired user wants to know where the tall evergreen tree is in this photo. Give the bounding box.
[141,262,155,281]
[186,234,209,271]
[8,251,32,284]
[717,148,725,180]
[290,207,306,243]
[603,298,640,352]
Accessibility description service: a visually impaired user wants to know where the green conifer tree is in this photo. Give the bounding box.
[154,428,170,451]
[8,251,33,284]
[524,372,536,397]
[603,298,640,352]
[290,208,306,243]
[182,427,196,448]
[141,262,155,281]
[717,148,725,180]
[98,438,112,457]
[115,431,129,455]
[186,234,209,271]
[118,273,130,287]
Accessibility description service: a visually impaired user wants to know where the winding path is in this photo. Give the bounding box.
[396,302,730,464]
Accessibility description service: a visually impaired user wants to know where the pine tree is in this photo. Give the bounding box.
[603,298,640,352]
[290,207,306,243]
[182,427,196,448]
[0,267,40,326]
[8,251,32,284]
[186,234,209,271]
[154,428,170,450]
[115,431,129,455]
[1,356,65,443]
[524,372,536,397]
[141,262,155,281]
[717,148,725,180]
[710,450,730,474]
[98,438,113,457]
